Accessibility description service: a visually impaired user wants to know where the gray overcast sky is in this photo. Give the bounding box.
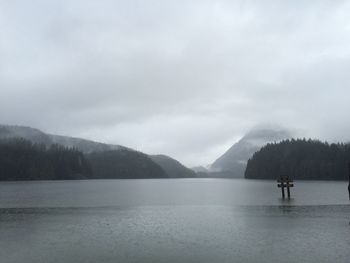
[1,0,350,166]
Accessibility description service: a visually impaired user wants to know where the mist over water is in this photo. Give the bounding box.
[1,179,349,263]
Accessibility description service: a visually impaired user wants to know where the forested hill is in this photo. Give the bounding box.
[0,139,92,180]
[245,139,350,180]
[0,124,194,179]
[87,151,168,179]
[0,139,168,180]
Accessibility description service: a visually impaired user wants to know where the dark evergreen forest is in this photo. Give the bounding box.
[87,150,167,179]
[0,138,167,180]
[0,139,92,180]
[245,139,350,180]
[3,137,350,181]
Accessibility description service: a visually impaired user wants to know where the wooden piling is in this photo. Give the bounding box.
[277,176,294,199]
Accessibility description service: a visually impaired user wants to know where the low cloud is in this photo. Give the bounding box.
[1,0,350,166]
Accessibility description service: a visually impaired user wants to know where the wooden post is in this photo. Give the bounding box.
[277,176,294,199]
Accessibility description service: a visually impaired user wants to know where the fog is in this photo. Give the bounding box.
[1,0,350,166]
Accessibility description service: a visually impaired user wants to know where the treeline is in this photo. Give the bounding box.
[0,138,168,180]
[245,139,350,180]
[0,138,92,180]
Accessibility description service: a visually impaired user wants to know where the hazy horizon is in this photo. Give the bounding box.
[1,0,350,166]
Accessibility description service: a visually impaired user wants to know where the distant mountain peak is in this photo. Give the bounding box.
[210,126,292,177]
[243,127,292,142]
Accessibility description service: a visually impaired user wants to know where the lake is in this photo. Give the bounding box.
[0,179,349,263]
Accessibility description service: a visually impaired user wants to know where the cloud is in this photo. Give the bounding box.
[1,0,350,166]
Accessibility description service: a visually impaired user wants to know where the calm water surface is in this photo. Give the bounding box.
[0,179,349,263]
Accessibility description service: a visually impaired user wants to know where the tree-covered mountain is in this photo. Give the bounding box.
[0,138,169,180]
[245,139,350,180]
[0,124,196,179]
[87,150,168,179]
[0,139,92,180]
[150,155,196,178]
[210,127,291,178]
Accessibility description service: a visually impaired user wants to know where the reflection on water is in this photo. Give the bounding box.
[0,179,349,263]
[1,205,349,263]
[278,205,294,214]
